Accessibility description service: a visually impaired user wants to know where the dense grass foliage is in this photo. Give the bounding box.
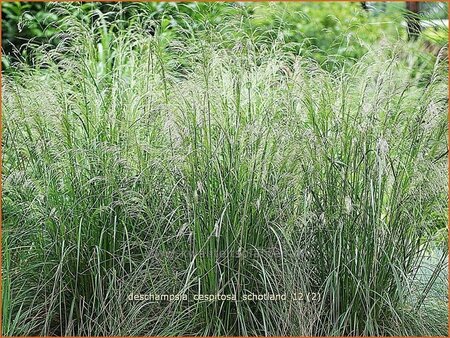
[2,5,448,336]
[2,2,448,72]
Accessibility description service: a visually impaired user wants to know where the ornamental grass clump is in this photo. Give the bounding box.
[2,4,448,336]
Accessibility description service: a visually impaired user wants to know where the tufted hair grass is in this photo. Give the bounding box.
[2,3,448,336]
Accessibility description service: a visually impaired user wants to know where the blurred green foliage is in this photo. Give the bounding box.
[246,2,405,70]
[1,1,448,71]
[1,2,228,66]
[2,2,58,67]
[423,28,448,46]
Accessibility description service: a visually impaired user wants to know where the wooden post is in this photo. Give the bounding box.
[405,2,421,40]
